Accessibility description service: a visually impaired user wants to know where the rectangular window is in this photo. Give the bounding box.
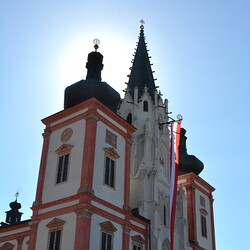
[201,215,207,238]
[56,154,69,183]
[48,230,61,250]
[101,232,112,250]
[104,157,115,188]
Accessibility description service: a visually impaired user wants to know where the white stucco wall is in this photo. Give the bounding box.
[35,213,76,250]
[90,214,123,250]
[195,189,213,250]
[93,121,125,208]
[42,119,85,203]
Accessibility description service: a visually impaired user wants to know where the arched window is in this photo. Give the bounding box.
[143,101,148,112]
[126,113,132,124]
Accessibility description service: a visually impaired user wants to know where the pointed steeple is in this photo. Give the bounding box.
[127,21,156,102]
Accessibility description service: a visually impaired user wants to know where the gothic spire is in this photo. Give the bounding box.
[127,21,156,102]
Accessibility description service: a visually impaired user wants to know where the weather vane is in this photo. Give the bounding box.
[93,38,100,52]
[140,19,145,30]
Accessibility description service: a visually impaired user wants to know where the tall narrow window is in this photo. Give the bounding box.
[105,157,115,188]
[100,221,117,250]
[163,205,166,226]
[143,101,148,112]
[55,144,73,184]
[46,218,65,250]
[56,154,69,183]
[103,148,120,189]
[101,231,112,250]
[201,215,207,238]
[49,230,61,250]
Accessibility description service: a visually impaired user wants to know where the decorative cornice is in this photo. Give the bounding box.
[28,220,40,228]
[100,221,117,233]
[85,112,99,123]
[75,208,93,218]
[0,242,15,250]
[55,143,73,155]
[122,225,131,234]
[103,147,120,159]
[131,235,146,244]
[46,218,65,229]
[77,186,94,195]
[42,129,52,139]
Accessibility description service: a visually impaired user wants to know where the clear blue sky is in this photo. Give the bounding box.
[1,1,249,249]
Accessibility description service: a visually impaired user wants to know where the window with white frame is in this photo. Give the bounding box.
[46,218,65,250]
[100,221,117,250]
[103,148,120,189]
[131,235,145,250]
[55,144,73,184]
[105,156,115,188]
[200,213,207,238]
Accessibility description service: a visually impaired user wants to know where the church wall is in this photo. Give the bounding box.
[93,121,125,208]
[35,213,76,250]
[42,119,85,204]
[195,188,213,250]
[90,214,123,250]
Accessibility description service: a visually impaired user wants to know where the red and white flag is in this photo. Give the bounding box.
[170,121,181,250]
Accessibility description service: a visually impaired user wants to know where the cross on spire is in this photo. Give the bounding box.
[140,19,145,29]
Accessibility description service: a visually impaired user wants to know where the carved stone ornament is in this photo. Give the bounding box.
[0,242,15,250]
[61,128,73,143]
[46,218,65,229]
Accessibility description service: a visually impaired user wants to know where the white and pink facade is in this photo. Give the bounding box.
[0,24,216,250]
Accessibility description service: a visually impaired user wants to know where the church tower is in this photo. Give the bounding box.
[0,23,216,250]
[118,22,190,250]
[178,129,216,250]
[28,41,149,250]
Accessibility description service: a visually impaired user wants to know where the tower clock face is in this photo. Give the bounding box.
[61,128,73,143]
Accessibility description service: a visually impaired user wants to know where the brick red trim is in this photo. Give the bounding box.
[34,129,51,206]
[42,98,136,135]
[178,173,216,250]
[185,184,197,243]
[79,112,98,191]
[0,231,29,244]
[210,197,216,250]
[74,208,93,250]
[122,225,130,250]
[17,237,24,250]
[27,220,39,250]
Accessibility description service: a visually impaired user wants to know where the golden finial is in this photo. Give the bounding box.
[140,19,145,30]
[93,38,100,52]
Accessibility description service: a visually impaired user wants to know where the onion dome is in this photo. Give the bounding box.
[64,39,120,112]
[179,128,204,176]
